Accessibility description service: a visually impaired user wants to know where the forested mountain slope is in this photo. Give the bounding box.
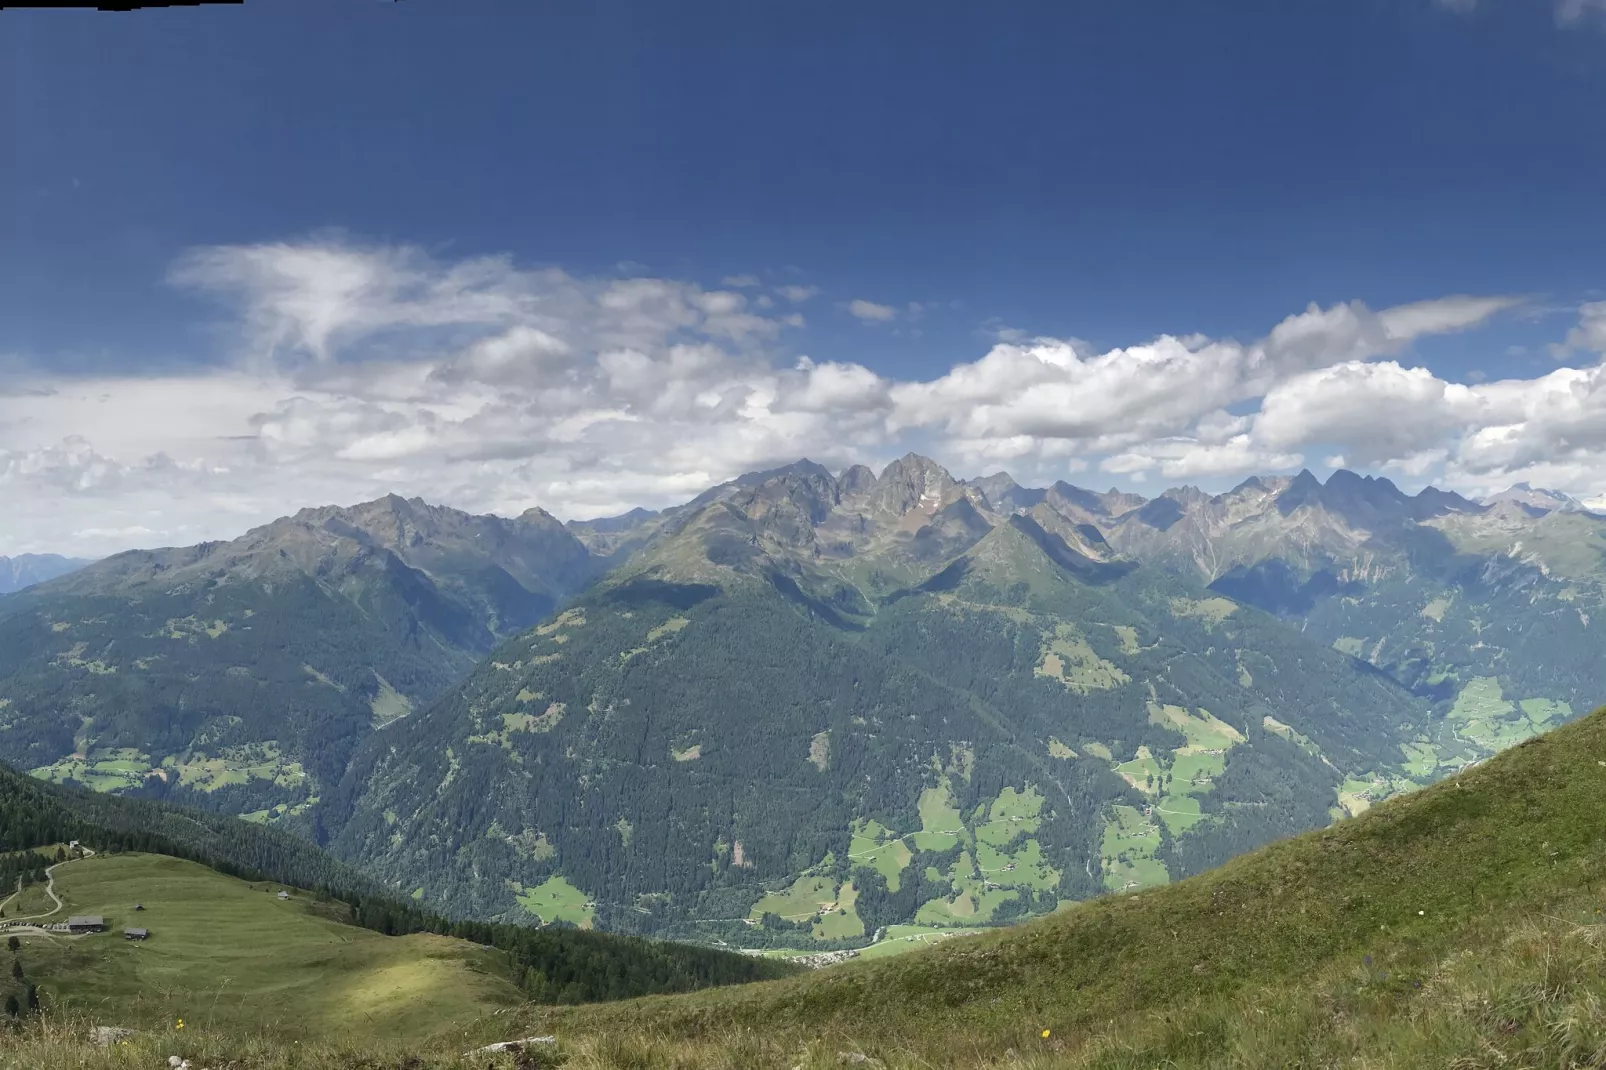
[1087,468,1606,783]
[0,495,602,828]
[0,760,794,1010]
[496,704,1606,1070]
[9,455,1601,958]
[326,456,1428,944]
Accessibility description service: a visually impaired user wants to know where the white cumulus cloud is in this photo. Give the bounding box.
[0,235,1590,556]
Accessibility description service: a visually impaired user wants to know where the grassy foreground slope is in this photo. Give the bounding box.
[482,703,1606,1067]
[23,853,522,1039]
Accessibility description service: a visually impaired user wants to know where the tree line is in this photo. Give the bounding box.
[0,761,794,1004]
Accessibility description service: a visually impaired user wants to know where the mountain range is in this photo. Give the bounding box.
[0,496,600,827]
[0,554,90,594]
[3,456,1603,947]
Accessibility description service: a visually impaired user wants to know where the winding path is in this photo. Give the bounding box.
[1,845,97,925]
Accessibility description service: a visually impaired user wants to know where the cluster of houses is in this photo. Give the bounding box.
[64,915,148,940]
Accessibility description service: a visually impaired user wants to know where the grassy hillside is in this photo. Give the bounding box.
[0,761,796,1013]
[463,702,1606,1067]
[12,705,1606,1066]
[12,853,522,1039]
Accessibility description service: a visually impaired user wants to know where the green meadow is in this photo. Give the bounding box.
[513,874,596,928]
[13,853,523,1039]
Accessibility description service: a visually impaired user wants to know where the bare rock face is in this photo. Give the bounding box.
[868,453,962,523]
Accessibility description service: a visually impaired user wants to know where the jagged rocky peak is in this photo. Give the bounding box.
[1159,485,1212,508]
[1409,485,1485,520]
[966,471,1046,514]
[288,493,456,546]
[1099,487,1148,516]
[870,453,962,518]
[514,503,569,530]
[1324,469,1406,501]
[1267,468,1486,526]
[701,460,844,554]
[1317,470,1417,522]
[837,464,878,498]
[1275,468,1337,516]
[1045,481,1124,523]
[1485,482,1587,515]
[730,459,841,521]
[568,506,658,536]
[1228,474,1292,499]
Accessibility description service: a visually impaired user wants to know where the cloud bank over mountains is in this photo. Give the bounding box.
[1,238,1600,555]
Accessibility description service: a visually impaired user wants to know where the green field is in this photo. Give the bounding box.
[854,924,989,961]
[1151,793,1204,833]
[913,879,1017,927]
[1086,704,1250,883]
[1111,745,1164,793]
[1034,623,1130,692]
[514,874,596,927]
[4,877,56,918]
[1100,803,1168,892]
[973,785,1042,846]
[16,853,522,1039]
[811,882,864,940]
[30,743,307,798]
[368,672,413,728]
[847,819,913,891]
[1400,739,1440,778]
[1384,679,1579,787]
[28,748,152,793]
[1445,676,1565,751]
[909,782,963,851]
[747,874,837,922]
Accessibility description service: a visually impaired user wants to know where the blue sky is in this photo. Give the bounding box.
[2,0,1605,554]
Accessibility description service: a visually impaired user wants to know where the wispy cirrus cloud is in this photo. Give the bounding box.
[777,285,820,303]
[847,299,898,323]
[1434,0,1606,27]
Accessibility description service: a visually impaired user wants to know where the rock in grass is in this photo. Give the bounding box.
[89,1026,134,1046]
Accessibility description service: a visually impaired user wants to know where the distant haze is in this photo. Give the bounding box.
[0,554,91,594]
